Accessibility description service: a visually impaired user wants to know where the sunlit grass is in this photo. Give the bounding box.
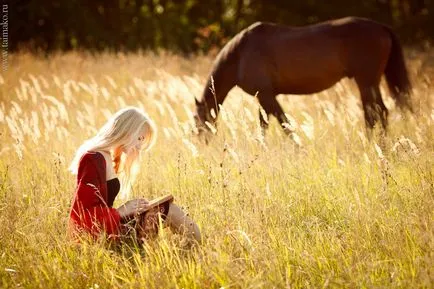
[0,50,433,288]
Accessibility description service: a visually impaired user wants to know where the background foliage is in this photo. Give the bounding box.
[9,0,434,53]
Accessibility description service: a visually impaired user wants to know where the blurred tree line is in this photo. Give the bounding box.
[8,0,434,54]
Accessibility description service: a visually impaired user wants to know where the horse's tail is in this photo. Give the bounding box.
[384,27,413,112]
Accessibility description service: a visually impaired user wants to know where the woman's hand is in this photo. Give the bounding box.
[117,198,149,221]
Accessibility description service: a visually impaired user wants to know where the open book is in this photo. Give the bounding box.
[143,194,174,213]
[134,194,174,239]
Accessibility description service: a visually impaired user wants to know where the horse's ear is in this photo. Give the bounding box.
[195,97,200,106]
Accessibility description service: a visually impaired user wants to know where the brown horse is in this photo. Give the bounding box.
[194,16,413,136]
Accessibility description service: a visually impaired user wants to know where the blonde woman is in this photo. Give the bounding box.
[68,106,201,243]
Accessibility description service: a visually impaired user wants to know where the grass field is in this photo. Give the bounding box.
[0,49,433,288]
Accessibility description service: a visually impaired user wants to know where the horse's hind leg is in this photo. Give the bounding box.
[356,82,389,132]
[372,86,389,130]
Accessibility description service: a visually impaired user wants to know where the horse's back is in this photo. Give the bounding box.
[236,17,392,94]
[243,17,390,44]
[323,17,393,81]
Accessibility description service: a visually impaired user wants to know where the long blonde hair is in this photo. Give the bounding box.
[69,106,157,198]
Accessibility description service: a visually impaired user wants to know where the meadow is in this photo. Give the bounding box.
[0,49,432,288]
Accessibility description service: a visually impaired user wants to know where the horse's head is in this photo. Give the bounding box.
[193,97,213,135]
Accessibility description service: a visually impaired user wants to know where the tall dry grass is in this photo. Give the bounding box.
[0,49,433,288]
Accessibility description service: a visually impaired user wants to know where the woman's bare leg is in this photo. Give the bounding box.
[166,203,202,244]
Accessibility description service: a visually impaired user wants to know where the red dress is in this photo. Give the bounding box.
[69,151,121,239]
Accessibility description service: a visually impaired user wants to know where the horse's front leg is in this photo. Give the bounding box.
[257,94,293,135]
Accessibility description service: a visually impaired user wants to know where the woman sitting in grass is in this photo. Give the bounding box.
[68,106,201,244]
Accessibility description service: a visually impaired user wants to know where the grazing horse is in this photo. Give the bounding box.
[194,16,413,136]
